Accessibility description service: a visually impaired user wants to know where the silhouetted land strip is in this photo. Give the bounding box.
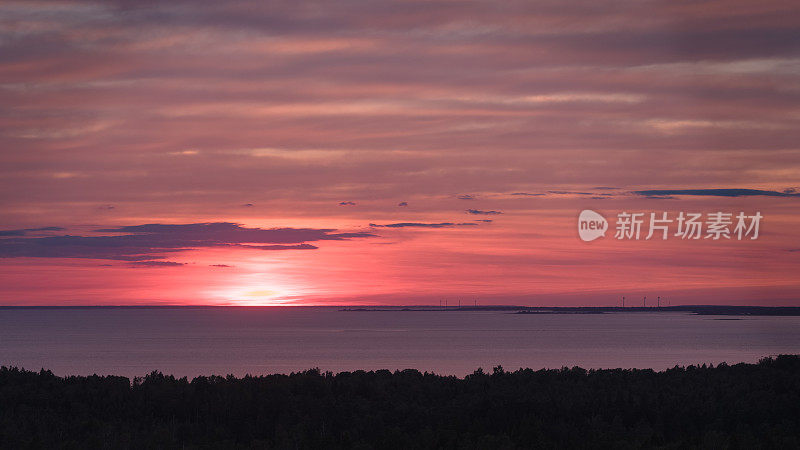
[1,305,798,315]
[340,305,800,316]
[1,356,799,448]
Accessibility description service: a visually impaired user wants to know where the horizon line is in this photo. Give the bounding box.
[1,304,798,309]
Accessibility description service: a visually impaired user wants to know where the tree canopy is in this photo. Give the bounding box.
[1,356,798,448]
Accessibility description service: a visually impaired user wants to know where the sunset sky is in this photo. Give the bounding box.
[1,0,798,306]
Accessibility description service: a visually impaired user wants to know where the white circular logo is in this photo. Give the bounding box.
[578,210,608,242]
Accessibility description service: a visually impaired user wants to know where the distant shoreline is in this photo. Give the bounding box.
[340,305,800,316]
[2,304,799,315]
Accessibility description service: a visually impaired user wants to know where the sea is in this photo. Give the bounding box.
[0,307,798,379]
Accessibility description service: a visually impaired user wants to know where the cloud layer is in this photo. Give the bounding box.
[2,0,799,219]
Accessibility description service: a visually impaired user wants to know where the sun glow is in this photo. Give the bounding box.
[205,279,293,305]
[204,265,313,306]
[208,282,305,306]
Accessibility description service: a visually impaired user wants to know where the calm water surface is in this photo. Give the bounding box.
[0,307,798,378]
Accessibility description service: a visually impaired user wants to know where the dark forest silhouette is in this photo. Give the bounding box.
[1,356,799,448]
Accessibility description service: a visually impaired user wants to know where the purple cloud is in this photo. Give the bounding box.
[0,223,374,262]
[0,227,65,237]
[369,222,477,228]
[129,261,185,268]
[634,189,800,198]
[466,209,502,215]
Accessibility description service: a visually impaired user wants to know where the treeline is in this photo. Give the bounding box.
[1,356,799,449]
